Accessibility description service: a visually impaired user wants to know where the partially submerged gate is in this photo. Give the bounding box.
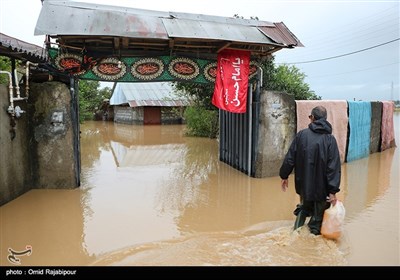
[219,72,262,177]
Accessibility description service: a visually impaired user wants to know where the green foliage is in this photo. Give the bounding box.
[184,106,219,138]
[259,56,275,90]
[0,56,12,85]
[0,56,25,87]
[173,82,218,138]
[260,56,320,100]
[78,80,112,122]
[274,64,320,100]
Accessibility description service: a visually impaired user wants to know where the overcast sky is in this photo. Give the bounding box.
[1,0,399,101]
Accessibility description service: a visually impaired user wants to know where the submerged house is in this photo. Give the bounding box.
[110,82,190,125]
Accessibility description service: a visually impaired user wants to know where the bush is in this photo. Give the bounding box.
[184,106,219,138]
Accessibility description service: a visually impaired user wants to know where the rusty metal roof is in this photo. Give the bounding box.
[258,22,304,47]
[111,82,190,107]
[0,33,47,62]
[35,1,303,59]
[35,1,169,39]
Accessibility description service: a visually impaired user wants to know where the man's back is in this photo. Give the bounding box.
[280,118,341,201]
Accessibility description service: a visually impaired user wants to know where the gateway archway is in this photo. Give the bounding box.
[34,0,302,184]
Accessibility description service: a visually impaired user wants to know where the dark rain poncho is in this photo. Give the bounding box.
[279,118,341,201]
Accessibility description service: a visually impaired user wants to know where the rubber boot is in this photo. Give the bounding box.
[294,210,307,230]
[308,201,329,235]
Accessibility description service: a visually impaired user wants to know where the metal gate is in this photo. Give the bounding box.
[70,77,81,187]
[219,73,261,177]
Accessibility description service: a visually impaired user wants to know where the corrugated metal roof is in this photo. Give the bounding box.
[162,18,276,45]
[35,1,169,39]
[169,11,274,26]
[0,33,47,62]
[258,22,304,47]
[110,82,190,107]
[35,1,302,58]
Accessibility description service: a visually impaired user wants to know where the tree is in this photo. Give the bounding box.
[78,80,111,122]
[261,56,321,100]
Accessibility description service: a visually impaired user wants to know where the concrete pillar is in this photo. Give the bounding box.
[30,81,78,189]
[254,90,296,177]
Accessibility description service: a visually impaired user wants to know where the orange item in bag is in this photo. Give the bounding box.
[321,200,345,240]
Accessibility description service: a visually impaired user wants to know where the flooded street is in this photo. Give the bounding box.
[1,113,399,266]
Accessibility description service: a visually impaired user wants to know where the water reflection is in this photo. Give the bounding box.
[79,123,189,256]
[0,113,398,266]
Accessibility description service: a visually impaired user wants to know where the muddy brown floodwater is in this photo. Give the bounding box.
[1,113,399,266]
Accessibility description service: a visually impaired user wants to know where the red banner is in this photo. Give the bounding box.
[212,49,250,113]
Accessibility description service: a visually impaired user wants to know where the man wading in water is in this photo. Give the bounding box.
[279,106,341,235]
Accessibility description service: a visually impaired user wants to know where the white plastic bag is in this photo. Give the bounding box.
[321,200,346,239]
